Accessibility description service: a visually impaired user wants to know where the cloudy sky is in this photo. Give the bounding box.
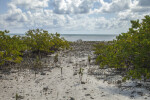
[0,0,150,34]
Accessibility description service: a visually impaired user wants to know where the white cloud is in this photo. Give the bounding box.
[0,0,150,34]
[129,0,150,13]
[138,0,150,7]
[5,8,28,22]
[51,0,95,14]
[92,0,132,13]
[131,7,150,12]
[9,0,49,10]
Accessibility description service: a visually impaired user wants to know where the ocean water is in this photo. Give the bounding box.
[8,33,118,41]
[60,34,118,41]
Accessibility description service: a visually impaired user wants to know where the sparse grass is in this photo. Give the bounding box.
[79,67,84,83]
[88,55,91,64]
[54,54,58,64]
[15,93,18,100]
[33,56,42,77]
[15,93,24,100]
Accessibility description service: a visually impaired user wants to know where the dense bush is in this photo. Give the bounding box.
[0,30,27,66]
[0,29,69,66]
[23,29,69,55]
[94,15,150,80]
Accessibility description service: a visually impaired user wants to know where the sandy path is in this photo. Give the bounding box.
[0,41,150,100]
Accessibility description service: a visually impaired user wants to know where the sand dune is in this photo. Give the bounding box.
[0,41,150,100]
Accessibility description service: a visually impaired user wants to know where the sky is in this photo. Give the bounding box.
[0,0,150,34]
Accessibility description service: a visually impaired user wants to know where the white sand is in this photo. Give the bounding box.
[0,43,150,100]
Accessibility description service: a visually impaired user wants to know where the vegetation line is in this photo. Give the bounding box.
[0,29,69,68]
[94,15,150,81]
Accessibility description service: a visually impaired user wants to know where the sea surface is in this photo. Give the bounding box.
[8,33,118,41]
[61,34,118,41]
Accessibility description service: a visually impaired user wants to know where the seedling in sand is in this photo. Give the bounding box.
[15,93,19,100]
[33,56,42,77]
[54,54,58,63]
[15,93,23,100]
[88,55,91,64]
[79,67,84,83]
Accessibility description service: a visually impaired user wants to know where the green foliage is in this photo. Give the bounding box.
[94,15,150,80]
[23,29,69,54]
[0,29,69,67]
[0,30,27,65]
